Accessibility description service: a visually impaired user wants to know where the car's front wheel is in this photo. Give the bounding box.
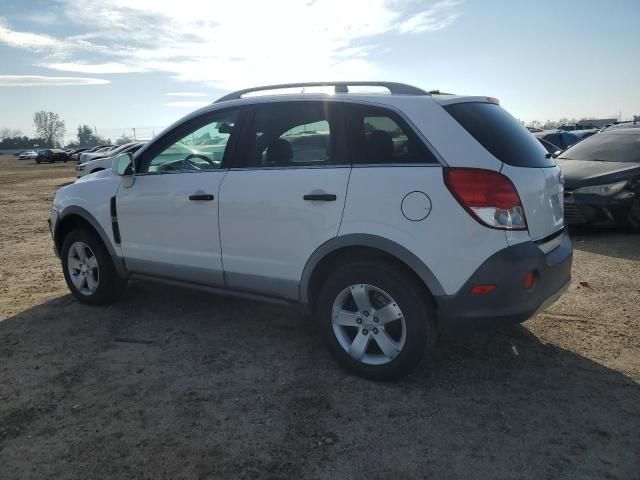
[61,228,127,305]
[315,260,436,381]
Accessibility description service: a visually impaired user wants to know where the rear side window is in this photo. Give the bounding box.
[242,102,344,168]
[445,102,554,167]
[344,104,438,164]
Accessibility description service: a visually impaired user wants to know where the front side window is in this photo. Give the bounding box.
[344,104,437,164]
[242,102,342,168]
[142,109,238,173]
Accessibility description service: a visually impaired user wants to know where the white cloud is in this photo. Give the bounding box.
[45,62,146,74]
[164,100,211,108]
[396,0,461,33]
[0,18,60,51]
[167,92,208,97]
[0,75,110,86]
[0,1,463,89]
[23,13,59,26]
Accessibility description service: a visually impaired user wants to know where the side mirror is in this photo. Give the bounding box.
[112,153,135,187]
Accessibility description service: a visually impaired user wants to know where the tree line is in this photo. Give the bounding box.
[0,111,132,149]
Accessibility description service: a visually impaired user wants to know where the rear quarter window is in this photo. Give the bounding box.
[445,102,555,168]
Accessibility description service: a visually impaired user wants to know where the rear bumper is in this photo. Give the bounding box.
[435,230,572,333]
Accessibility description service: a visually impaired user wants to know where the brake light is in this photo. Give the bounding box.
[443,168,527,230]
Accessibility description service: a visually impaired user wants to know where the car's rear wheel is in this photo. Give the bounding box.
[61,228,126,305]
[315,260,436,381]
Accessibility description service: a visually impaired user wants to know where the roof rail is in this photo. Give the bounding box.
[214,81,430,103]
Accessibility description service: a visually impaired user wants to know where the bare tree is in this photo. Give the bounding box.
[0,128,22,140]
[33,111,66,147]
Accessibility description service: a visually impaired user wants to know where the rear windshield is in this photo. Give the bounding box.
[444,102,555,168]
[557,132,640,163]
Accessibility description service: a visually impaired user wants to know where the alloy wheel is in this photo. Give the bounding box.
[67,241,99,296]
[331,284,407,366]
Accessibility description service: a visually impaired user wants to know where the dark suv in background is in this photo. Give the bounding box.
[36,149,70,164]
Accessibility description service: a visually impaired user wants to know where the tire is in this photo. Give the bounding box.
[36,160,41,164]
[315,260,436,381]
[61,228,127,305]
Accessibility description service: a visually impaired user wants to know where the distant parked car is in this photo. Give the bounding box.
[534,130,582,150]
[571,129,599,140]
[78,143,140,166]
[76,142,145,178]
[69,148,89,161]
[36,149,70,163]
[600,121,640,132]
[19,150,38,160]
[557,128,640,230]
[78,146,118,164]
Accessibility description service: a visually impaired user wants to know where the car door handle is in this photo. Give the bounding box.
[189,194,214,201]
[303,194,337,201]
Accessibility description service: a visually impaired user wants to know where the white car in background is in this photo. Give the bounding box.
[78,145,118,164]
[18,150,38,160]
[76,142,145,178]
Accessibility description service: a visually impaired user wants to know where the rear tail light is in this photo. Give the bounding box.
[443,168,527,230]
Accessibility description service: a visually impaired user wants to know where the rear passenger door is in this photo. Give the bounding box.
[218,101,350,299]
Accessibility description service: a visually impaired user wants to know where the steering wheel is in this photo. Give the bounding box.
[183,153,216,169]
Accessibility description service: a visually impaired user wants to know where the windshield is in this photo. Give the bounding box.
[558,132,640,163]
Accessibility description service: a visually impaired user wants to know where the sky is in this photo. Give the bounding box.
[0,0,638,144]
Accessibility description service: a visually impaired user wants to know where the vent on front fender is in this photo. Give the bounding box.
[110,196,121,244]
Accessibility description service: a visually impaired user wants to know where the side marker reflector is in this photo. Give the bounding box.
[470,284,496,294]
[523,271,536,290]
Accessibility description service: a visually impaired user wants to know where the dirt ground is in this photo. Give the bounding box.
[0,155,638,480]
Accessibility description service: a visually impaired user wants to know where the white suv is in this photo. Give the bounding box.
[49,82,572,380]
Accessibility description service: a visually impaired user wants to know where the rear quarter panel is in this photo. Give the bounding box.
[338,165,509,295]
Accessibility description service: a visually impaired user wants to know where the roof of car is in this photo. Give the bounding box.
[602,128,640,135]
[210,82,489,109]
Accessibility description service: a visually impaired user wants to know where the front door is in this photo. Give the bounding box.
[116,108,240,286]
[219,101,350,299]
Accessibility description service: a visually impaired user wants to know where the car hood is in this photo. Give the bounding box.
[556,159,640,189]
[82,153,106,162]
[75,168,114,183]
